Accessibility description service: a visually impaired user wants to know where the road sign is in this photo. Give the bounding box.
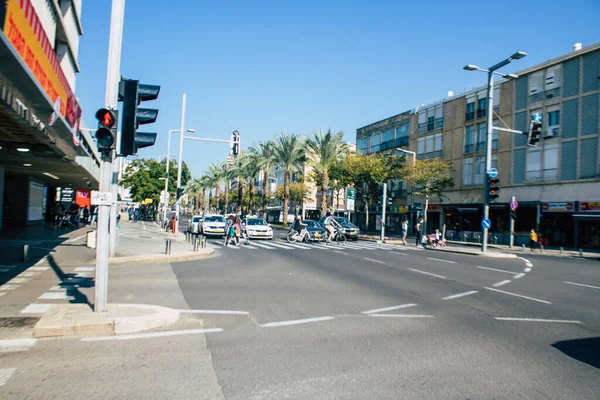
[347,188,355,200]
[488,168,498,178]
[532,112,542,122]
[510,200,519,210]
[91,191,112,206]
[346,198,355,211]
[481,218,491,229]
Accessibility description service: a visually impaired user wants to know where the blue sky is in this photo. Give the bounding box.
[75,0,600,178]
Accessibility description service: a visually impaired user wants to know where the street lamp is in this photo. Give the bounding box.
[463,51,526,252]
[163,127,195,225]
[396,147,417,230]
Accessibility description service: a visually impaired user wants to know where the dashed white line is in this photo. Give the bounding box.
[81,328,223,342]
[370,314,434,318]
[563,281,600,290]
[0,338,37,352]
[29,266,50,272]
[363,257,385,264]
[0,285,19,291]
[513,273,525,279]
[388,251,408,256]
[8,278,29,284]
[484,287,551,304]
[476,266,515,274]
[492,280,511,287]
[20,304,53,314]
[494,317,581,324]
[66,234,86,243]
[408,268,446,279]
[177,309,249,315]
[442,290,478,300]
[0,368,16,387]
[334,250,347,255]
[19,272,39,278]
[427,257,456,264]
[260,316,334,328]
[524,268,532,273]
[362,303,417,314]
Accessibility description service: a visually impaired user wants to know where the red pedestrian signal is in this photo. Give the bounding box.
[95,108,118,151]
[95,108,117,128]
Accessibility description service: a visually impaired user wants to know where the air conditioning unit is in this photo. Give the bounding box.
[545,126,559,138]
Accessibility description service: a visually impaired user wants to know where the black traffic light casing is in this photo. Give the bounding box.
[119,78,160,156]
[95,108,118,152]
[527,120,542,146]
[231,130,240,156]
[376,185,383,205]
[176,187,184,200]
[488,177,500,202]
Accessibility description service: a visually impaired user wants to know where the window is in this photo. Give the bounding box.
[466,95,475,121]
[357,137,368,154]
[526,147,542,181]
[474,156,485,185]
[547,109,560,138]
[464,126,474,153]
[370,133,381,153]
[477,90,487,118]
[545,65,562,100]
[493,86,500,111]
[492,120,499,150]
[543,144,559,179]
[396,125,409,147]
[548,110,560,126]
[417,137,425,160]
[435,105,444,129]
[434,133,442,158]
[418,111,426,134]
[381,129,394,151]
[463,158,473,186]
[476,123,486,151]
[426,135,434,158]
[529,71,544,104]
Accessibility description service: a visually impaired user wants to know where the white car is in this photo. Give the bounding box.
[187,215,202,233]
[201,214,227,236]
[242,217,273,240]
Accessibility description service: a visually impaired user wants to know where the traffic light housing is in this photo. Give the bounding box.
[94,108,118,152]
[488,177,500,202]
[527,119,542,146]
[176,187,184,200]
[376,185,383,205]
[119,78,160,156]
[231,130,240,156]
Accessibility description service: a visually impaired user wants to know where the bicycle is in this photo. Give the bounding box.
[327,228,346,245]
[287,228,309,243]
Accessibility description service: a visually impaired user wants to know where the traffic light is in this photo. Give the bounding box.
[376,185,383,205]
[527,117,543,146]
[94,108,118,152]
[387,196,393,206]
[176,187,184,200]
[231,130,240,156]
[510,210,517,220]
[488,177,500,202]
[119,78,160,156]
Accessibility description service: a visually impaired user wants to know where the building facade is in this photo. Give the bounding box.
[356,43,600,249]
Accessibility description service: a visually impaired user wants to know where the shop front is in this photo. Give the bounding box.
[539,202,575,248]
[574,202,600,250]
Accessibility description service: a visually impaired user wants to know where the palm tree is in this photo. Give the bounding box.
[227,155,245,213]
[270,133,305,226]
[243,151,262,214]
[207,163,223,212]
[183,178,201,213]
[198,175,211,211]
[249,141,276,220]
[221,163,234,214]
[305,129,348,217]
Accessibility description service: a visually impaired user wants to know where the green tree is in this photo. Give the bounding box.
[275,182,311,205]
[244,150,263,215]
[305,129,349,217]
[207,163,224,212]
[270,133,305,226]
[248,141,276,220]
[221,163,234,214]
[400,158,454,227]
[120,159,191,205]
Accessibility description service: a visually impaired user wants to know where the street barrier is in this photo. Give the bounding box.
[165,238,173,255]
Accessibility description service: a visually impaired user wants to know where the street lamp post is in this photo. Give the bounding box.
[464,51,526,252]
[396,148,416,234]
[163,128,194,226]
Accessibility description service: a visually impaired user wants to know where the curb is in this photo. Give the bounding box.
[113,304,180,334]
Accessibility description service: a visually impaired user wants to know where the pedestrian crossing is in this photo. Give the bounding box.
[210,239,420,253]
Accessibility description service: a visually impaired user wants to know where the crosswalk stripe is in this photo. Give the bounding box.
[250,242,276,249]
[265,241,296,250]
[281,242,309,249]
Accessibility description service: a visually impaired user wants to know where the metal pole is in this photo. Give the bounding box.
[175,94,187,236]
[381,183,387,241]
[509,195,515,248]
[163,130,172,225]
[95,154,112,312]
[482,71,494,253]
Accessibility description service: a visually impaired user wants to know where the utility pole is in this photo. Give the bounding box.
[509,195,516,248]
[380,182,387,242]
[175,94,187,237]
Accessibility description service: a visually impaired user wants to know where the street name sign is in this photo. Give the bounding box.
[91,191,112,206]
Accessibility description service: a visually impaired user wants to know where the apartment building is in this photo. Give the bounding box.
[356,42,600,249]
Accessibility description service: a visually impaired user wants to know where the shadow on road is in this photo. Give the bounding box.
[46,254,94,310]
[552,336,600,369]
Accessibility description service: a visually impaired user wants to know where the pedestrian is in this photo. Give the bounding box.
[529,229,538,251]
[416,217,424,248]
[128,207,133,221]
[234,217,242,246]
[83,206,90,225]
[401,219,408,245]
[90,206,98,225]
[134,208,139,223]
[224,215,235,246]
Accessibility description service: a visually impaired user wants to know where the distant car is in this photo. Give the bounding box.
[187,215,202,233]
[319,216,360,241]
[242,217,273,240]
[200,214,227,236]
[301,219,328,242]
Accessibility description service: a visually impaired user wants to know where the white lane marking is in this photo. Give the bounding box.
[39,292,69,300]
[260,316,334,328]
[177,309,249,315]
[74,267,95,272]
[494,317,582,324]
[476,266,515,274]
[370,314,434,318]
[442,290,478,300]
[513,273,525,279]
[0,338,37,352]
[66,234,86,243]
[518,257,533,268]
[388,251,408,256]
[492,280,511,287]
[141,221,147,230]
[363,257,385,264]
[8,278,29,284]
[524,267,532,273]
[81,328,223,342]
[268,242,296,250]
[484,287,551,304]
[362,303,417,314]
[282,242,309,250]
[0,285,19,291]
[408,268,446,279]
[250,242,275,249]
[240,244,258,249]
[20,304,53,314]
[334,250,347,255]
[0,368,16,387]
[19,272,39,278]
[427,257,456,264]
[29,266,50,272]
[563,281,600,290]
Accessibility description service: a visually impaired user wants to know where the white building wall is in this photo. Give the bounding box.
[58,46,77,90]
[31,0,57,48]
[62,4,80,59]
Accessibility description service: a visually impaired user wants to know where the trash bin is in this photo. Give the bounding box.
[86,230,97,249]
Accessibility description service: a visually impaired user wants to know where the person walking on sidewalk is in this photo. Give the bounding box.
[401,219,408,245]
[83,206,90,225]
[529,229,538,251]
[224,215,235,246]
[415,217,424,248]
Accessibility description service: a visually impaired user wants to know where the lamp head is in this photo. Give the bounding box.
[463,64,479,71]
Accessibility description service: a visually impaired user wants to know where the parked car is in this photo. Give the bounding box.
[302,219,328,242]
[187,215,202,233]
[200,214,227,236]
[318,216,360,241]
[242,217,273,240]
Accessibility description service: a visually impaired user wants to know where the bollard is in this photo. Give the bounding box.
[560,247,563,255]
[522,244,526,251]
[193,236,198,252]
[202,235,206,248]
[165,239,172,255]
[579,249,583,258]
[23,244,29,262]
[493,236,498,245]
[540,244,544,254]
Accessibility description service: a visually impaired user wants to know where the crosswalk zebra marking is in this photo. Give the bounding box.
[265,241,296,250]
[249,242,276,249]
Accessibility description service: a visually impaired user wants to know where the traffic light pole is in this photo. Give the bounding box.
[95,153,113,312]
[381,183,387,242]
[482,71,494,253]
[175,94,187,237]
[509,195,516,248]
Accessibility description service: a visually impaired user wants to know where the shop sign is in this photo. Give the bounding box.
[427,205,441,211]
[60,187,75,204]
[542,202,573,212]
[579,202,600,211]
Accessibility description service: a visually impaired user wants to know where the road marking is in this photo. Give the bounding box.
[39,292,69,300]
[388,251,409,256]
[66,234,86,243]
[408,268,446,279]
[260,316,334,328]
[282,242,309,250]
[513,273,525,279]
[267,242,296,249]
[427,257,456,264]
[492,280,511,287]
[0,368,16,387]
[362,303,417,314]
[334,250,347,255]
[141,221,147,230]
[0,285,19,291]
[518,257,533,268]
[524,267,532,273]
[240,244,258,249]
[177,309,249,315]
[21,304,53,314]
[81,328,223,342]
[484,287,551,304]
[19,272,39,278]
[363,257,385,264]
[370,314,434,318]
[494,317,582,324]
[476,266,515,274]
[29,266,50,272]
[8,278,29,284]
[0,338,37,352]
[250,242,275,249]
[563,281,600,290]
[442,290,478,300]
[74,267,95,272]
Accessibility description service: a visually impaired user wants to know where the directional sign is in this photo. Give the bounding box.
[488,168,498,178]
[510,200,519,210]
[91,191,112,206]
[532,112,542,122]
[481,218,491,230]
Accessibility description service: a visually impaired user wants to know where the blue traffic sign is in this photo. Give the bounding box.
[481,218,491,229]
[488,168,498,178]
[532,112,542,122]
[510,200,519,210]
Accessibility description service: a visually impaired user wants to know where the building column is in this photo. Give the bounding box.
[0,166,4,230]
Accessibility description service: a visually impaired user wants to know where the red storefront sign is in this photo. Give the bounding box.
[580,202,600,211]
[75,189,91,208]
[542,202,573,212]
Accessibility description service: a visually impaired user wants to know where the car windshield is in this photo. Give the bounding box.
[247,218,267,226]
[192,217,201,222]
[303,220,321,227]
[335,217,350,225]
[204,216,225,223]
